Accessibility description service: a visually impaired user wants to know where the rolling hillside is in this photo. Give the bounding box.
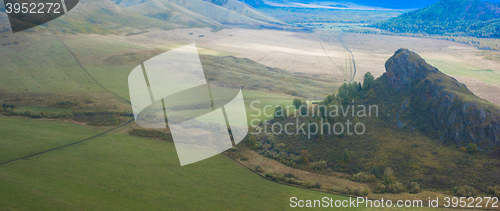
[0,36,107,93]
[47,0,176,34]
[372,0,500,38]
[128,0,224,29]
[114,0,281,26]
[0,0,284,33]
[0,0,178,34]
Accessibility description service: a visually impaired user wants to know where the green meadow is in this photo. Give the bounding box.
[0,37,106,93]
[0,115,103,163]
[0,116,361,210]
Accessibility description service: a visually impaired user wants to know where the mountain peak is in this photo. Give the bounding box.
[381,49,500,150]
[385,49,439,92]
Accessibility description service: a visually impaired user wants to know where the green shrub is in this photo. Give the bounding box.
[408,182,421,194]
[49,100,81,108]
[487,185,500,197]
[128,129,172,141]
[255,165,264,173]
[351,172,376,182]
[352,187,370,196]
[308,161,327,171]
[370,166,381,177]
[467,143,478,153]
[265,172,321,189]
[313,182,322,189]
[342,149,350,163]
[453,185,480,197]
[274,105,287,119]
[249,135,258,150]
[383,167,396,185]
[374,183,387,193]
[1,103,15,108]
[300,150,309,164]
[332,186,369,196]
[293,99,302,110]
[387,182,406,193]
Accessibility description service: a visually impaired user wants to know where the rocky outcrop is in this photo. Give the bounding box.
[385,49,439,92]
[385,49,500,150]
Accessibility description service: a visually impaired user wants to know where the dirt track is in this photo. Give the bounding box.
[110,28,500,106]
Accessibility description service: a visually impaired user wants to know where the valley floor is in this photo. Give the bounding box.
[1,27,500,210]
[109,28,500,105]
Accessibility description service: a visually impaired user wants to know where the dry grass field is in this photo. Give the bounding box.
[106,28,500,106]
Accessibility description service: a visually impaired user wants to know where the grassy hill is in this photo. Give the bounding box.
[114,0,281,26]
[0,115,358,210]
[372,0,500,38]
[152,0,268,25]
[46,0,176,34]
[0,36,107,93]
[0,0,283,33]
[128,0,224,30]
[214,0,281,23]
[0,0,178,34]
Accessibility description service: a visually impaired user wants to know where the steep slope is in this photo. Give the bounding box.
[386,49,500,149]
[0,0,176,34]
[113,0,281,25]
[149,0,269,25]
[128,0,224,29]
[50,0,176,33]
[249,48,500,191]
[215,0,281,23]
[372,0,500,38]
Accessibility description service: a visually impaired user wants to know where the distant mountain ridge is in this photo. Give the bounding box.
[111,0,282,26]
[260,0,500,9]
[372,0,500,38]
[0,0,282,33]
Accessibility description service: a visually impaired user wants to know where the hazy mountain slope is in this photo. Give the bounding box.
[129,0,224,29]
[262,0,500,9]
[166,0,269,25]
[372,0,500,38]
[113,0,151,7]
[113,0,280,25]
[217,0,281,23]
[37,0,177,34]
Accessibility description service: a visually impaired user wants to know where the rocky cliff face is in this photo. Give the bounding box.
[385,49,500,150]
[385,48,439,92]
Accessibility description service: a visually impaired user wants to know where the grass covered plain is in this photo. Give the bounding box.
[0,115,103,163]
[0,116,362,210]
[0,37,106,93]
